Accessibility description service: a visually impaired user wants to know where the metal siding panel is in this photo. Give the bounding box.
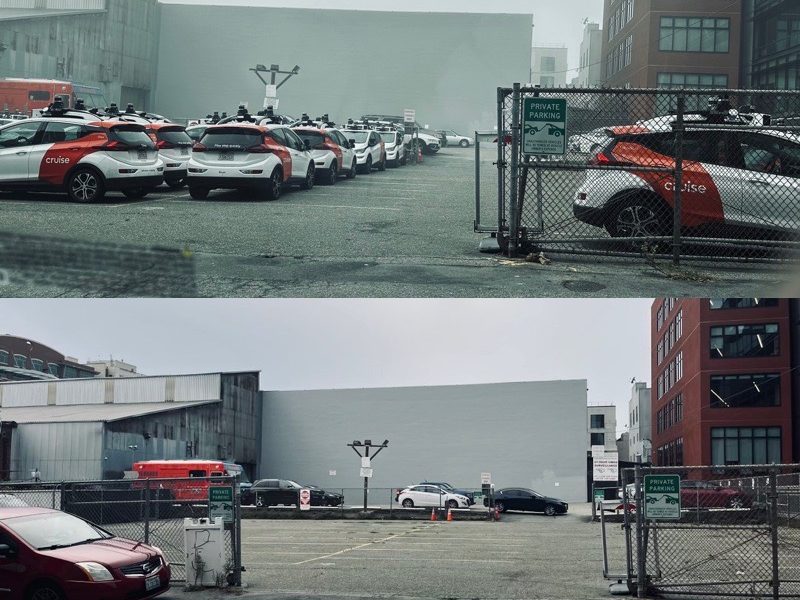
[1,0,105,8]
[114,377,167,404]
[174,374,221,402]
[12,422,103,481]
[56,379,106,405]
[0,381,48,407]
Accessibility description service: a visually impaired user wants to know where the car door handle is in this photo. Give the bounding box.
[16,151,28,156]
[748,179,772,186]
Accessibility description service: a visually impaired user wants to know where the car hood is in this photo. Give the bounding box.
[417,133,439,143]
[42,537,160,568]
[543,497,567,505]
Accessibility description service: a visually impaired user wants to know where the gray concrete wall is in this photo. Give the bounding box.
[260,380,587,503]
[155,5,532,132]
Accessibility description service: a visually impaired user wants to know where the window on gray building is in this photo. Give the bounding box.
[591,432,605,445]
[709,298,779,310]
[711,427,781,465]
[13,354,26,369]
[590,414,605,429]
[659,17,730,53]
[31,359,44,371]
[541,56,556,73]
[48,363,60,377]
[0,350,8,365]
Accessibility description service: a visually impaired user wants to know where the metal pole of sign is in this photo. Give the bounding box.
[234,475,242,587]
[634,464,646,598]
[672,95,685,266]
[509,82,522,257]
[144,479,150,545]
[533,89,544,234]
[770,468,780,600]
[363,445,370,513]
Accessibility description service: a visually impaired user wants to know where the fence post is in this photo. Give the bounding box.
[770,467,780,600]
[635,464,646,598]
[144,478,150,545]
[591,481,597,521]
[475,132,481,230]
[234,475,242,587]
[508,82,522,257]
[672,95,685,266]
[497,88,506,232]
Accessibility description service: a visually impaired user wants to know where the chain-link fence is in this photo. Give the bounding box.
[0,477,242,584]
[608,464,800,598]
[490,85,800,264]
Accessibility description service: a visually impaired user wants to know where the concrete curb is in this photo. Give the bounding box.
[242,507,491,521]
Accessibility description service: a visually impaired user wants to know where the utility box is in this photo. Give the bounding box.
[184,517,225,587]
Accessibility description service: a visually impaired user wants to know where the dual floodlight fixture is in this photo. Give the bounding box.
[350,439,389,447]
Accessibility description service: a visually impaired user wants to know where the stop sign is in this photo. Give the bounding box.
[299,488,311,511]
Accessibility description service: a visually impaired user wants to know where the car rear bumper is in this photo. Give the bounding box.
[186,175,265,189]
[164,169,187,183]
[106,175,164,191]
[573,202,606,227]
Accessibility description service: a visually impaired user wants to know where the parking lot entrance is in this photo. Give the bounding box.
[483,85,800,264]
[0,476,244,584]
[601,464,800,598]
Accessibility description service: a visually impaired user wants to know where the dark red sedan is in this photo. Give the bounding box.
[0,507,170,600]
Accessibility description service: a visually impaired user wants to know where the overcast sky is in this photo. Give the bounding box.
[159,0,603,76]
[3,299,651,434]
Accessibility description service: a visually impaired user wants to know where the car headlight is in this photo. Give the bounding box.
[77,562,115,582]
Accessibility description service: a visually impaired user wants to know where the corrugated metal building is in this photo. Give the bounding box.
[0,0,160,108]
[0,371,260,481]
[260,380,588,503]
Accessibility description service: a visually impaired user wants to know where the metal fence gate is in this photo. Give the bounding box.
[0,477,243,585]
[604,464,800,598]
[484,85,800,263]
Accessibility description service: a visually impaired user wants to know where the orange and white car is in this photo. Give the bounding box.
[572,118,800,239]
[145,123,193,188]
[186,121,315,200]
[292,115,358,184]
[0,113,163,202]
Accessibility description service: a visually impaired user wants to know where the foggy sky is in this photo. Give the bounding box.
[159,0,604,76]
[2,299,652,435]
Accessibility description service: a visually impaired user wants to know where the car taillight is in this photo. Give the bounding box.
[192,143,207,153]
[157,140,176,150]
[101,140,132,152]
[588,151,628,167]
[247,145,272,154]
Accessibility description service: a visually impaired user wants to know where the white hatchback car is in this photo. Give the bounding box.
[376,125,407,167]
[0,115,163,202]
[438,129,474,148]
[396,485,470,509]
[292,122,358,184]
[187,122,316,200]
[342,122,386,174]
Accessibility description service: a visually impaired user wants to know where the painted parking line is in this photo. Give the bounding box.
[290,526,433,566]
[324,556,517,564]
[294,204,404,211]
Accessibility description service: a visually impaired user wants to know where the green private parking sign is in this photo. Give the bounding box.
[644,475,681,520]
[522,97,567,156]
[209,486,234,524]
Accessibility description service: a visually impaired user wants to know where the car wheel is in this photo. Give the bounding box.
[363,156,373,174]
[300,163,315,190]
[189,186,209,200]
[26,583,65,600]
[729,496,744,509]
[265,168,283,200]
[347,159,357,179]
[67,168,105,203]
[447,499,459,509]
[544,504,557,516]
[459,139,469,148]
[401,498,414,508]
[123,188,148,199]
[495,501,506,513]
[325,163,338,185]
[605,193,670,239]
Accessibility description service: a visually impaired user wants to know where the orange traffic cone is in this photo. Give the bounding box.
[430,508,437,521]
[446,508,453,522]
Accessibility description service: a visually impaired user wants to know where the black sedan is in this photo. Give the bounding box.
[486,488,568,516]
[250,479,344,507]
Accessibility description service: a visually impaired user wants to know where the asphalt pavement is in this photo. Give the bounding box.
[1,148,795,297]
[157,503,624,600]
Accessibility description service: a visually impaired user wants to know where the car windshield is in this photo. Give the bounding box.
[109,125,155,148]
[201,128,262,150]
[343,131,369,143]
[5,512,113,550]
[157,127,193,145]
[379,132,396,143]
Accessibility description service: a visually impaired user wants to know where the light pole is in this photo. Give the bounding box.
[25,340,32,370]
[128,444,138,469]
[249,63,300,110]
[347,439,388,512]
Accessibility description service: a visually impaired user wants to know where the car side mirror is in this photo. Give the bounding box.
[0,544,16,558]
[349,139,356,148]
[303,139,310,150]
